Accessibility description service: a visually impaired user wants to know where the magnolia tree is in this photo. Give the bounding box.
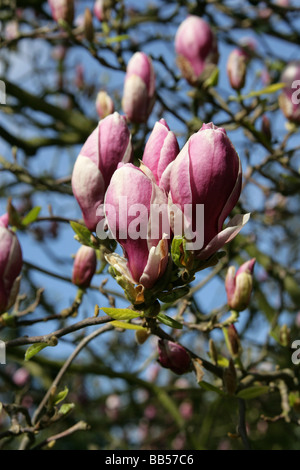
[0,0,300,451]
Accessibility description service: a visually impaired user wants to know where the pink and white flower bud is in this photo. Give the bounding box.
[48,0,74,25]
[175,15,218,86]
[4,21,19,41]
[13,368,30,387]
[227,48,248,91]
[279,61,300,124]
[122,52,156,123]
[0,213,9,228]
[158,339,191,375]
[96,91,115,119]
[94,0,105,21]
[72,112,132,232]
[142,119,179,187]
[168,122,248,258]
[104,163,169,289]
[72,245,97,288]
[0,222,23,314]
[225,258,256,311]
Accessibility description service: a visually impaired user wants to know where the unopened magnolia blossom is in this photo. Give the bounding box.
[122,52,156,123]
[227,48,249,91]
[104,163,169,290]
[72,112,132,231]
[225,258,256,311]
[175,15,218,85]
[158,339,191,375]
[48,0,74,25]
[165,122,248,258]
[96,91,114,119]
[0,216,23,314]
[72,245,97,289]
[142,119,179,187]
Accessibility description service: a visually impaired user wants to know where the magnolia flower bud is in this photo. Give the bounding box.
[72,112,132,232]
[227,324,242,358]
[261,115,272,141]
[168,122,248,259]
[84,8,94,42]
[48,0,74,25]
[227,48,248,91]
[157,339,191,375]
[142,119,179,187]
[96,91,115,119]
[0,219,23,314]
[122,52,156,123]
[175,15,218,86]
[225,258,256,312]
[94,0,106,21]
[104,163,169,289]
[279,61,300,124]
[72,245,97,288]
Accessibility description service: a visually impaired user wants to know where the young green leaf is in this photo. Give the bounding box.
[70,221,94,247]
[110,321,147,331]
[156,312,183,329]
[100,307,141,321]
[22,206,41,226]
[236,386,269,400]
[59,403,75,415]
[25,343,48,361]
[53,386,69,405]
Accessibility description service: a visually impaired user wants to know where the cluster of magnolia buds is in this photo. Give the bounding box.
[0,214,23,315]
[72,112,250,300]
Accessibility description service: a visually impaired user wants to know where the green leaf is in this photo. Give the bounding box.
[59,403,75,415]
[53,386,69,405]
[70,221,94,247]
[110,320,147,331]
[171,236,194,269]
[236,386,269,400]
[105,34,129,44]
[25,343,48,361]
[22,206,41,226]
[25,337,57,361]
[203,66,219,88]
[156,312,183,329]
[230,83,286,101]
[100,307,141,321]
[199,381,225,396]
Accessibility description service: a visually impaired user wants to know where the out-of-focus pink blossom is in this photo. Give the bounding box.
[175,15,218,85]
[122,52,156,123]
[96,91,115,119]
[48,0,74,25]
